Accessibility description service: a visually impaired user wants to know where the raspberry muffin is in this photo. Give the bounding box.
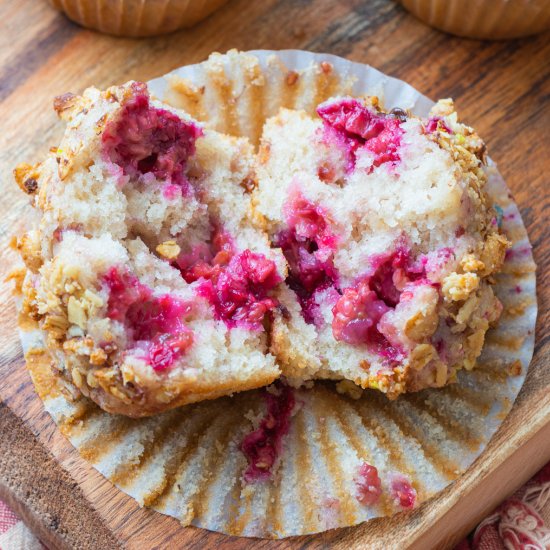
[14,82,285,417]
[254,96,509,398]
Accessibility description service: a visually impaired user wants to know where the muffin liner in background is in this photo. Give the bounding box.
[49,0,230,37]
[399,0,550,40]
[19,50,537,538]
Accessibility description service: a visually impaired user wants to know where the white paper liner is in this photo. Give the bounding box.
[19,50,537,538]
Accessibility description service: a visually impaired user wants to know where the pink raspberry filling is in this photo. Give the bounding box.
[174,225,281,330]
[240,382,295,483]
[275,191,338,325]
[197,250,281,330]
[424,116,453,135]
[332,248,431,360]
[355,463,383,506]
[389,473,417,509]
[317,98,404,171]
[103,267,194,371]
[176,226,234,285]
[102,82,202,190]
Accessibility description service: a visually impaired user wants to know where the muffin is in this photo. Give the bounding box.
[13,50,537,539]
[400,0,550,40]
[254,96,509,398]
[49,0,230,37]
[14,81,286,417]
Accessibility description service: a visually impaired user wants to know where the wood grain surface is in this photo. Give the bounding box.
[0,0,549,548]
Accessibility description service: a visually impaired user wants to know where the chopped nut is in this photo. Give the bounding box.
[67,296,87,329]
[359,359,371,372]
[53,92,79,120]
[42,314,69,339]
[434,363,448,386]
[156,240,181,260]
[86,371,99,388]
[95,113,108,135]
[83,289,104,308]
[405,307,438,341]
[90,348,107,366]
[410,344,437,371]
[464,329,486,369]
[6,267,26,294]
[156,391,174,404]
[430,98,455,118]
[13,231,42,272]
[24,178,38,193]
[455,293,481,325]
[14,163,40,195]
[286,71,299,86]
[109,386,131,404]
[442,272,479,302]
[460,254,485,273]
[240,176,257,193]
[480,233,509,276]
[320,61,333,74]
[63,338,80,354]
[71,367,84,389]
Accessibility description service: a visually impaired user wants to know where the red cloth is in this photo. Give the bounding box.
[0,501,43,550]
[456,462,550,550]
[0,463,549,549]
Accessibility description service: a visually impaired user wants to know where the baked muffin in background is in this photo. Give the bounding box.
[13,81,286,417]
[254,96,509,398]
[400,0,550,39]
[49,0,230,37]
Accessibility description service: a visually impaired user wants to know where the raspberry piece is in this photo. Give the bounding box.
[174,224,280,330]
[103,267,194,370]
[318,98,385,141]
[103,266,151,322]
[363,117,402,168]
[240,382,295,482]
[331,248,427,359]
[275,190,338,324]
[424,116,453,135]
[282,189,337,252]
[197,250,281,330]
[389,473,417,509]
[317,98,403,171]
[176,227,234,284]
[102,82,202,189]
[355,463,383,506]
[127,293,193,341]
[332,282,390,347]
[147,332,194,371]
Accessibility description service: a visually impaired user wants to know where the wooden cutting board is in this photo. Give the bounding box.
[0,1,549,548]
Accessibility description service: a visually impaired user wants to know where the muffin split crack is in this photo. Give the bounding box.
[13,82,509,417]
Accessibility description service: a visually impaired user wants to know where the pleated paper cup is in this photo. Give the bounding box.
[400,0,550,40]
[18,50,537,538]
[49,0,230,37]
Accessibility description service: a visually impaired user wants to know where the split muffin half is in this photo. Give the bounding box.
[254,96,508,398]
[14,82,286,417]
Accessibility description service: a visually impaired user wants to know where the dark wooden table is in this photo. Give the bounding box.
[0,0,549,548]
